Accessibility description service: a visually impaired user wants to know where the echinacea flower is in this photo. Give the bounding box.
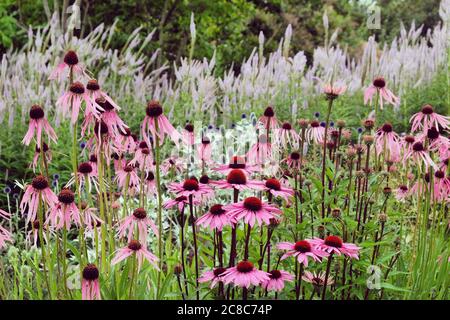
[20,175,58,225]
[262,269,294,292]
[111,240,159,271]
[258,106,279,130]
[403,141,437,170]
[308,236,360,259]
[197,136,213,165]
[31,143,52,173]
[142,100,180,146]
[86,79,121,111]
[302,271,334,287]
[66,162,99,193]
[57,81,95,124]
[274,122,299,148]
[306,120,324,144]
[364,77,399,110]
[22,105,57,147]
[277,240,327,266]
[117,208,159,244]
[213,156,259,176]
[129,141,153,171]
[82,264,101,300]
[257,178,294,202]
[196,204,235,231]
[395,185,409,202]
[283,151,305,171]
[432,170,450,203]
[144,171,157,196]
[198,267,227,289]
[324,84,346,100]
[115,163,140,195]
[410,104,449,133]
[46,188,81,230]
[183,123,195,145]
[246,134,272,166]
[49,50,85,81]
[168,178,214,200]
[213,169,261,191]
[96,97,128,137]
[116,128,137,153]
[221,260,270,288]
[375,123,400,159]
[26,220,49,247]
[0,209,12,249]
[225,197,281,227]
[161,156,185,175]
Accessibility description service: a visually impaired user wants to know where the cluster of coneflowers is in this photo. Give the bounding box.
[2,48,449,300]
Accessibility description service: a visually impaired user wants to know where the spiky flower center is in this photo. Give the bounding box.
[269,270,282,279]
[199,175,209,184]
[124,165,134,173]
[243,197,262,211]
[133,208,147,219]
[146,100,163,117]
[427,128,439,140]
[290,152,300,160]
[210,204,225,216]
[64,50,79,66]
[82,264,99,281]
[373,77,386,88]
[29,105,45,119]
[294,240,311,253]
[78,162,93,174]
[229,156,246,169]
[265,178,281,191]
[236,260,254,273]
[58,189,75,204]
[183,179,199,191]
[310,120,320,128]
[32,175,49,190]
[421,104,434,115]
[381,123,393,133]
[324,235,343,248]
[146,171,155,181]
[282,122,292,130]
[435,170,445,179]
[89,154,97,163]
[405,135,415,144]
[86,79,100,91]
[263,106,274,117]
[412,142,424,152]
[95,98,115,111]
[227,169,247,185]
[128,240,142,251]
[94,120,108,135]
[185,124,194,132]
[69,81,85,94]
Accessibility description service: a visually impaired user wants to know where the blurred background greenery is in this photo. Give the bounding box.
[2,0,442,74]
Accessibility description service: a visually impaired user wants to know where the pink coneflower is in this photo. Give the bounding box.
[57,81,95,124]
[26,220,48,247]
[277,240,327,267]
[432,170,450,202]
[46,188,81,230]
[96,97,128,137]
[375,123,400,158]
[196,204,235,231]
[31,143,52,173]
[111,240,159,270]
[257,178,294,202]
[213,156,259,176]
[404,141,437,170]
[283,151,304,171]
[86,79,121,111]
[274,122,299,148]
[0,209,12,249]
[82,264,101,300]
[262,269,294,292]
[142,100,180,146]
[222,260,270,288]
[66,162,99,193]
[302,271,334,287]
[183,123,195,145]
[258,106,279,130]
[213,169,261,191]
[168,178,214,200]
[364,77,399,110]
[426,127,450,155]
[20,175,58,225]
[395,185,409,202]
[115,163,140,195]
[129,141,153,171]
[116,128,137,153]
[22,105,57,147]
[246,134,272,166]
[163,195,194,212]
[49,50,85,81]
[309,236,360,259]
[306,120,324,144]
[82,206,103,235]
[324,84,346,100]
[197,136,213,165]
[117,208,159,244]
[161,156,185,175]
[144,171,157,196]
[87,154,99,176]
[198,267,227,289]
[410,104,450,133]
[225,197,281,227]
